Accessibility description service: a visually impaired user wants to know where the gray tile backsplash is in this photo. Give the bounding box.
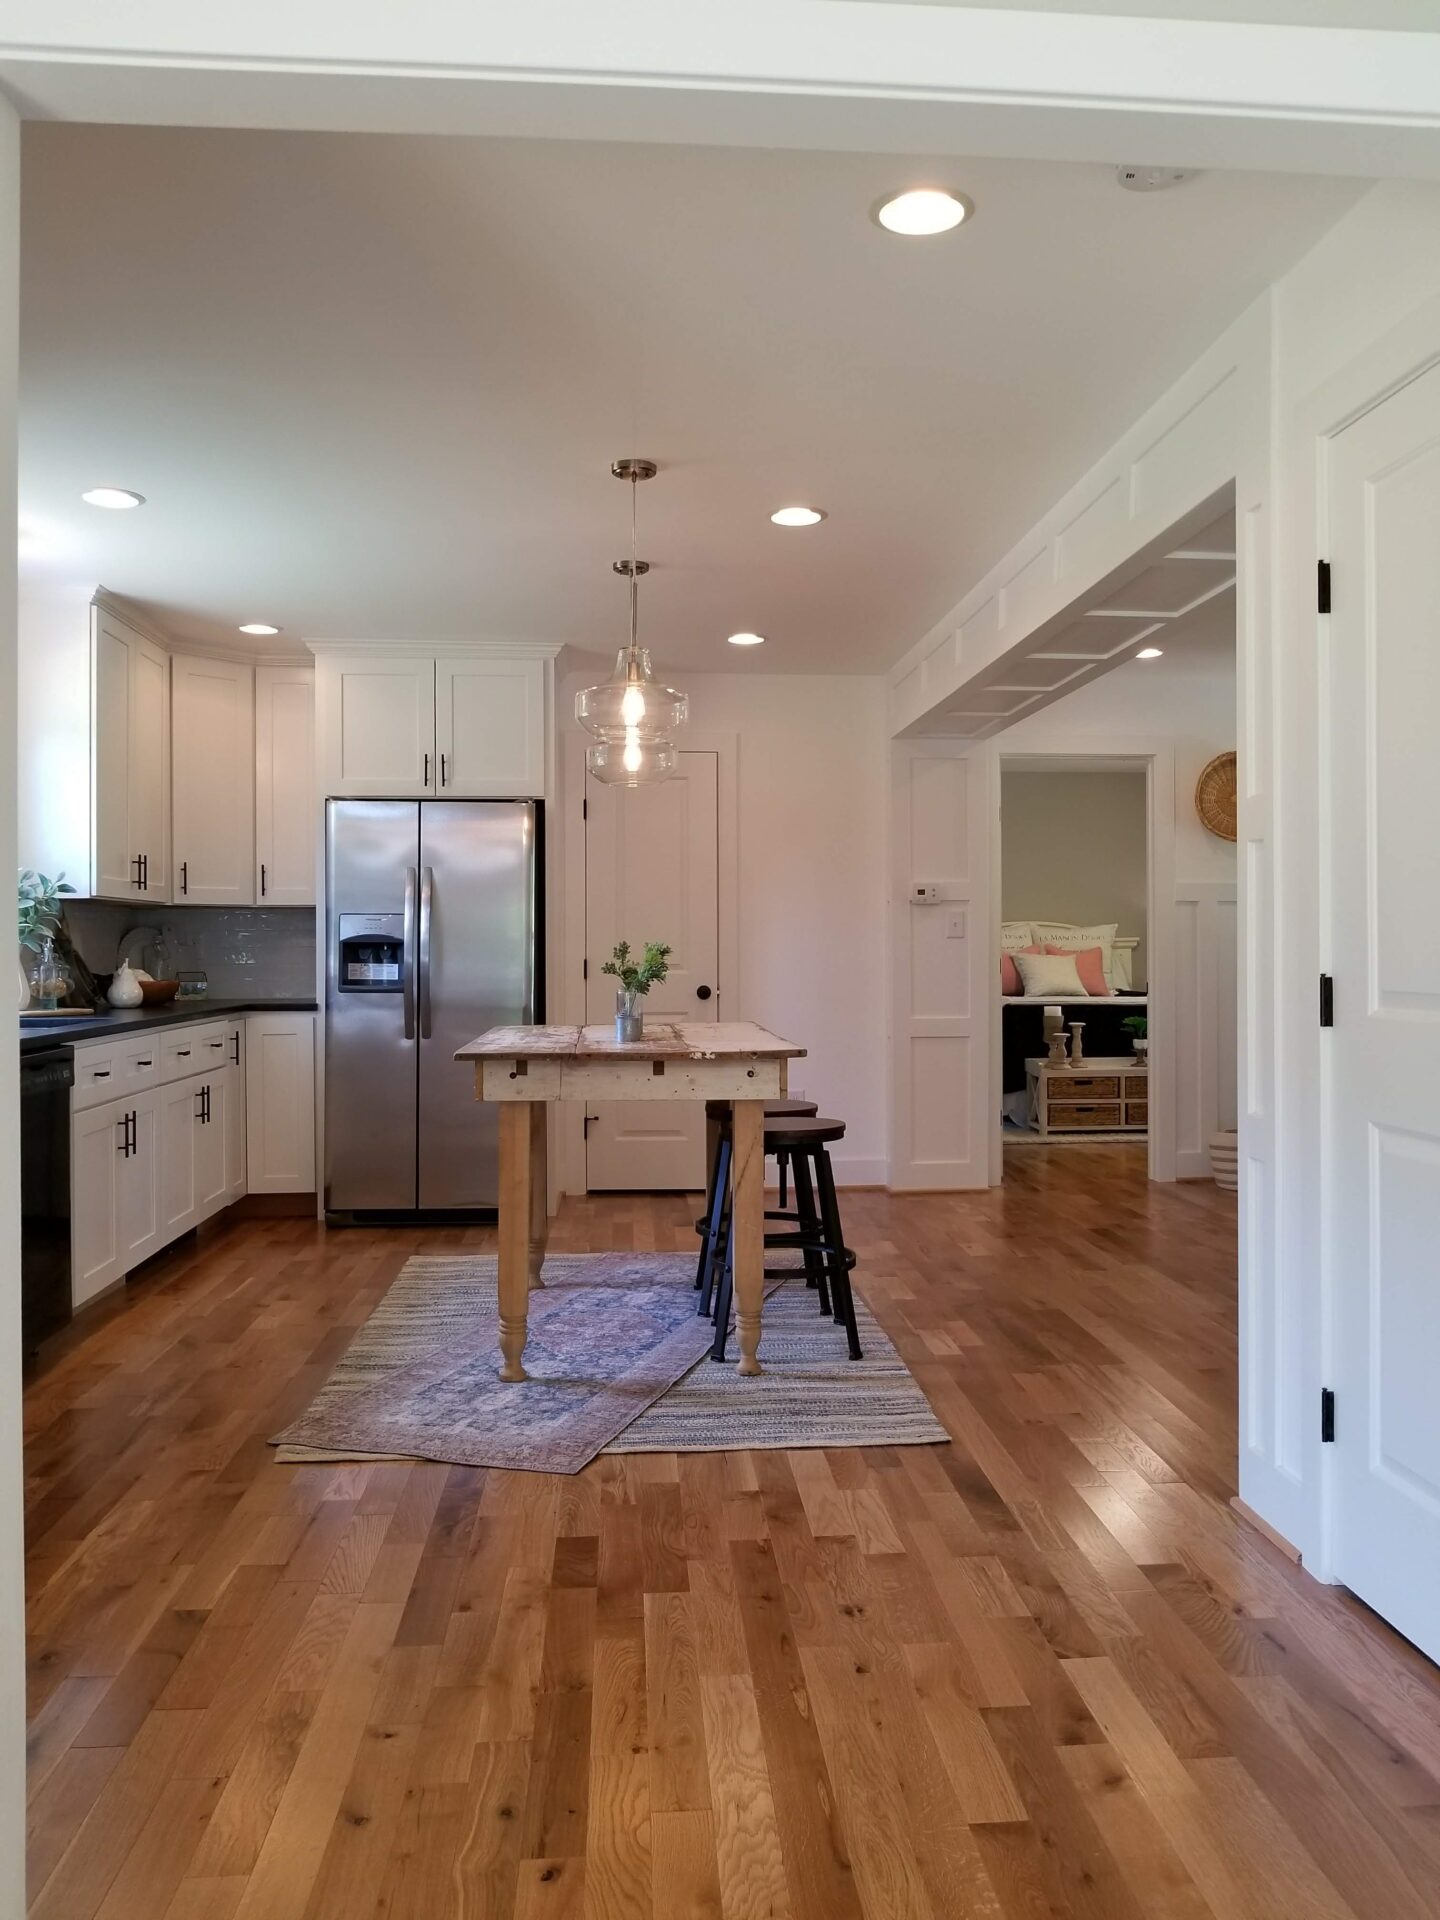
[66,901,316,997]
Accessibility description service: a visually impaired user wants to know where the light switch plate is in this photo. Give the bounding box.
[946,911,966,940]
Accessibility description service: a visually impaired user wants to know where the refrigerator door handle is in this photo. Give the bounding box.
[402,865,418,1040]
[418,865,434,1038]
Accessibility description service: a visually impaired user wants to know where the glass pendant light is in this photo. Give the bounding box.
[575,458,687,785]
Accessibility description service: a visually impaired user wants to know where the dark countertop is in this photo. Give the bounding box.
[19,997,318,1054]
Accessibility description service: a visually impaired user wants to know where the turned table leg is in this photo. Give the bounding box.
[498,1101,537,1381]
[528,1102,548,1289]
[730,1098,766,1376]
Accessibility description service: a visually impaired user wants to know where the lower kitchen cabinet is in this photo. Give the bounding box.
[69,1012,314,1308]
[244,1013,316,1192]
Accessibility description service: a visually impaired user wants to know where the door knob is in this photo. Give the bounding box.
[696,984,712,1001]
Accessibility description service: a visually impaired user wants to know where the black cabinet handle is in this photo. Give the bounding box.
[423,751,431,789]
[140,852,148,891]
[180,860,188,896]
[696,984,713,1001]
[209,1039,224,1050]
[230,1035,240,1065]
[93,1068,111,1079]
[132,855,144,890]
[176,1048,191,1057]
[137,1059,152,1068]
[116,1114,129,1154]
[260,863,267,897]
[440,752,448,787]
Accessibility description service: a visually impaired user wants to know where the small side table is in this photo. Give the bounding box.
[1025,1056,1147,1137]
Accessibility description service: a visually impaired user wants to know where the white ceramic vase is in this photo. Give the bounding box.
[107,959,144,1008]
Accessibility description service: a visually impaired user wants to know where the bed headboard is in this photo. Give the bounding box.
[1002,920,1141,992]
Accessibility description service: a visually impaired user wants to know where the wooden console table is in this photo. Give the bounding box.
[1025,1055,1148,1137]
[456,1021,805,1381]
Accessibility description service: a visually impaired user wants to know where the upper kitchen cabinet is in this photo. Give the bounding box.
[316,653,436,797]
[313,648,554,801]
[435,656,547,797]
[254,665,316,905]
[172,655,255,904]
[91,605,172,902]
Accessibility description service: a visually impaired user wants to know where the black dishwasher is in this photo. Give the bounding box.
[21,1044,73,1352]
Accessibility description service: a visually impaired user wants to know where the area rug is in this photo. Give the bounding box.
[273,1253,947,1471]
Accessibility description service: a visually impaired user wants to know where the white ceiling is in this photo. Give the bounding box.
[858,1,1440,25]
[18,126,1359,670]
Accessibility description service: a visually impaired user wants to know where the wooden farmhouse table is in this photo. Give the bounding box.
[456,1021,806,1381]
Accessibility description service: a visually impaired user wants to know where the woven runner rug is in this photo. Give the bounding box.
[273,1252,946,1473]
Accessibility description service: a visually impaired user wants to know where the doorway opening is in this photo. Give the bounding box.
[998,757,1151,1167]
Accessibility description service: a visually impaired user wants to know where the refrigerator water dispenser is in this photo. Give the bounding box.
[337,913,404,991]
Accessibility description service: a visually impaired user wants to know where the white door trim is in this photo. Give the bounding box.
[1286,288,1440,1585]
[560,728,739,1195]
[993,739,1178,1184]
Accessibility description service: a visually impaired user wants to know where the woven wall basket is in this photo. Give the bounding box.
[1195,751,1238,841]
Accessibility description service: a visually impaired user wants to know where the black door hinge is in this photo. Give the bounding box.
[1320,1388,1336,1443]
[1319,973,1334,1027]
[1317,560,1332,614]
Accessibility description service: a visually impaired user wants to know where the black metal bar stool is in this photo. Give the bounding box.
[693,1097,816,1298]
[701,1114,863,1365]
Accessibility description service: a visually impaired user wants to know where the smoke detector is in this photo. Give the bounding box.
[1117,165,1198,193]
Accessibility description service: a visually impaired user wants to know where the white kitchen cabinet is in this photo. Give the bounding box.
[317,654,436,798]
[255,665,316,904]
[159,1077,200,1241]
[223,1045,246,1202]
[245,1012,316,1193]
[91,606,172,901]
[435,656,547,797]
[194,1072,229,1219]
[116,1091,163,1276]
[172,655,255,904]
[71,1100,126,1306]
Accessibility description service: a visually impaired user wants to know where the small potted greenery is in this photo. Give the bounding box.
[17,870,77,1010]
[602,939,671,1042]
[1121,1012,1148,1060]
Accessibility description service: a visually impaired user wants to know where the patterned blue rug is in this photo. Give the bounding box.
[274,1253,947,1473]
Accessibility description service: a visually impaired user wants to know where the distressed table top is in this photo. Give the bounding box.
[456,1020,805,1062]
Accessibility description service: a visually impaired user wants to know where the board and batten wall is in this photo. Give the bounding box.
[559,668,889,1188]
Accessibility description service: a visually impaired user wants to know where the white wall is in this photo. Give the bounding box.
[1,88,24,1920]
[1001,768,1148,983]
[562,668,890,1185]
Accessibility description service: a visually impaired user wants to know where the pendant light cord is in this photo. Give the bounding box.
[629,472,639,654]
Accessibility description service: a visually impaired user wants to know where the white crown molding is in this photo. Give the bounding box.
[92,585,178,653]
[91,588,304,669]
[305,637,564,661]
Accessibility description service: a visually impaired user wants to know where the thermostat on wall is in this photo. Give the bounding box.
[912,883,940,902]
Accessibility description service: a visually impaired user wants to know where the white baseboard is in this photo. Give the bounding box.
[830,1156,888,1188]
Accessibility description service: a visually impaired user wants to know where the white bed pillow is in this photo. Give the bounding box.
[1001,920,1035,952]
[1032,920,1118,984]
[1013,949,1089,998]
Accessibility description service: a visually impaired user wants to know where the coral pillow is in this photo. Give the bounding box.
[1048,942,1110,996]
[1001,943,1040,995]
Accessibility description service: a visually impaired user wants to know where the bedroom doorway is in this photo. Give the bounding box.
[998,754,1156,1175]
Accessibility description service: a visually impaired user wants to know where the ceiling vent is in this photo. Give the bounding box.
[1116,165,1199,193]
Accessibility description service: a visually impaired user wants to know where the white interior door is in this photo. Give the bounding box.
[585,750,719,1190]
[1327,358,1440,1662]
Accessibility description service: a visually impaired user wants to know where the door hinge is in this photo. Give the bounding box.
[1320,1387,1336,1443]
[1317,559,1332,614]
[1319,973,1334,1027]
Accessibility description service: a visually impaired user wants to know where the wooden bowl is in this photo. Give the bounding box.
[138,978,180,1005]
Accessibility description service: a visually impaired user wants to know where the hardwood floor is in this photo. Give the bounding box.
[24,1145,1440,1918]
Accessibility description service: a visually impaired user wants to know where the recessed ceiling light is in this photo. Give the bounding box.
[770,506,826,528]
[238,623,282,636]
[81,487,145,510]
[1136,646,1164,660]
[873,188,971,236]
[727,632,766,647]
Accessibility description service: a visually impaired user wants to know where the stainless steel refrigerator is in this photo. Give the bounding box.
[324,799,541,1218]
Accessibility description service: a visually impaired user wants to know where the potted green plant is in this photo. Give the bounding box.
[17,870,77,1011]
[1121,1012,1148,1060]
[602,939,671,1042]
